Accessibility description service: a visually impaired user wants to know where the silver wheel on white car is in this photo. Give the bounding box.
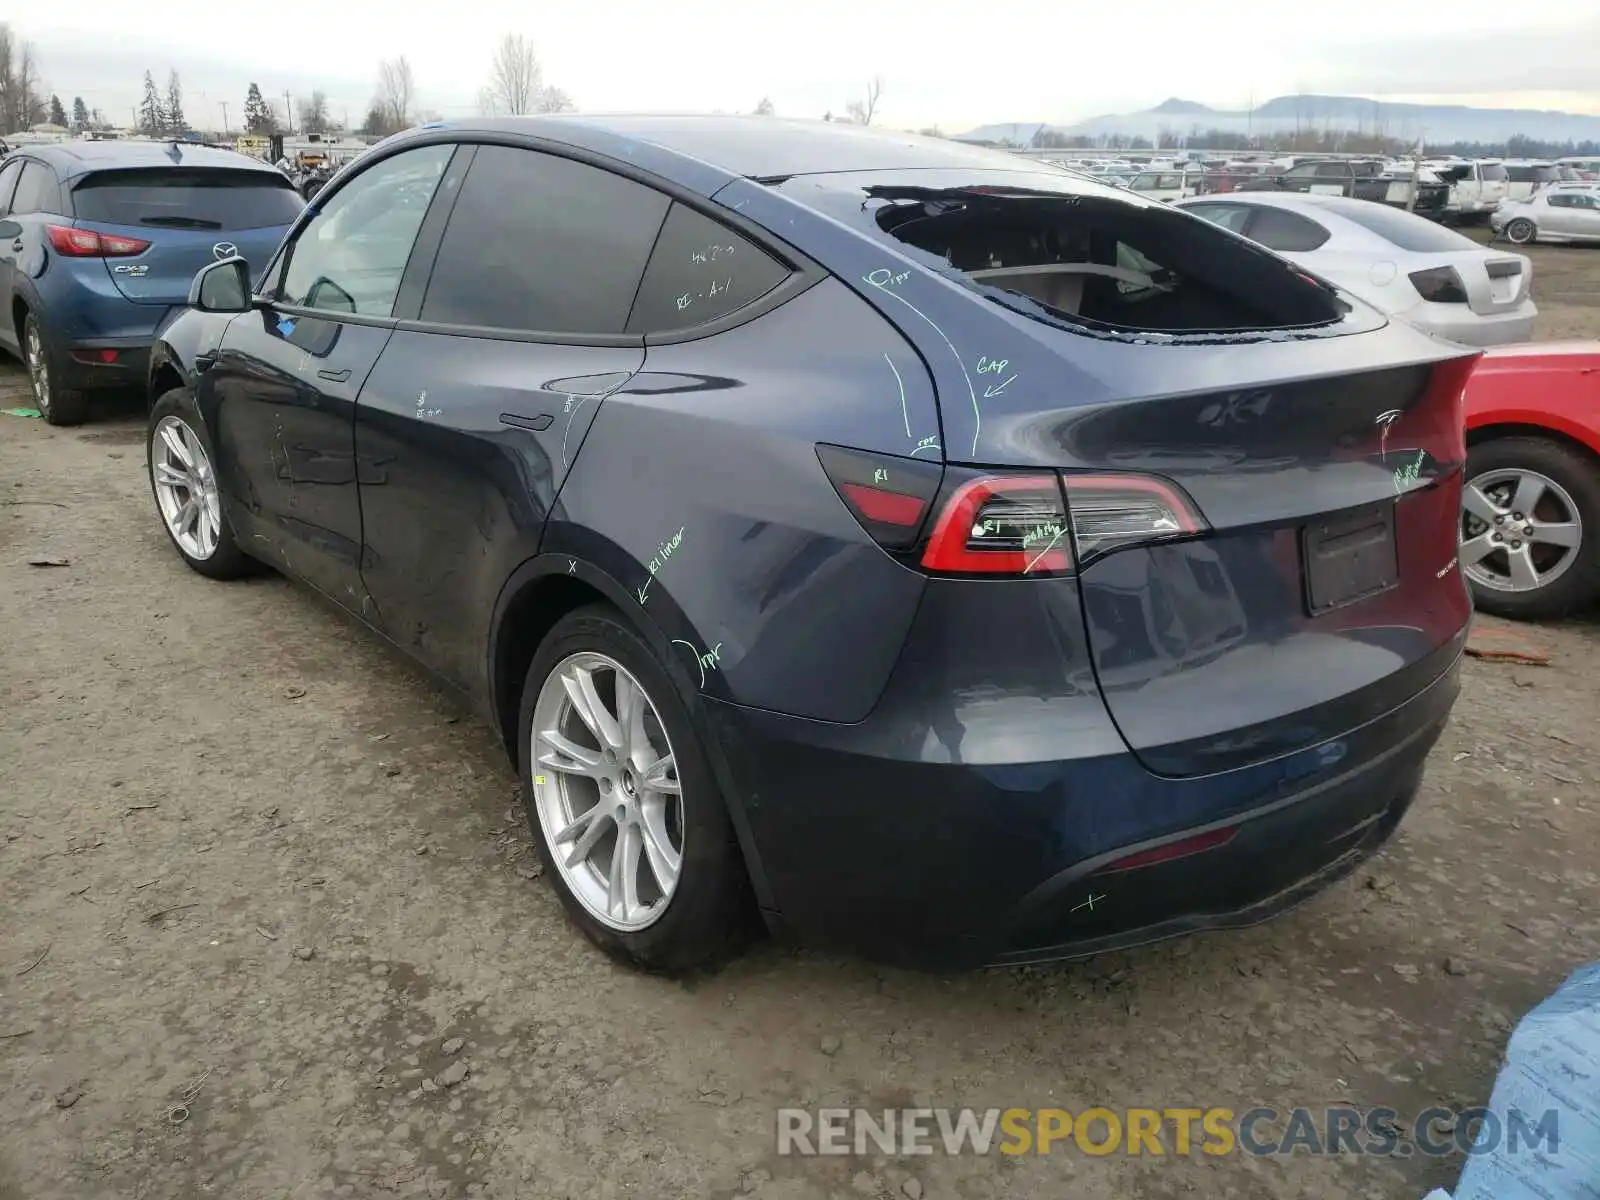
[1503,218,1537,245]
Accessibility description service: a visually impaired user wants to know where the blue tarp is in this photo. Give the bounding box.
[1440,961,1600,1200]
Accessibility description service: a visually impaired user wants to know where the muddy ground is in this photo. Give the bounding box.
[2,243,1599,1200]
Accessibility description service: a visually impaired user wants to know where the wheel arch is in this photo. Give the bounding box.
[1467,422,1600,468]
[487,551,779,915]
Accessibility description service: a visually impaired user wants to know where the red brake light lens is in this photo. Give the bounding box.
[46,225,150,258]
[815,444,943,554]
[921,474,1071,575]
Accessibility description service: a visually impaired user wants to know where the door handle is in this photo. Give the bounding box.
[316,367,351,383]
[194,351,218,374]
[10,239,21,252]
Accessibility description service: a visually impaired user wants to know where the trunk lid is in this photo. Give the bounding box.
[69,166,302,306]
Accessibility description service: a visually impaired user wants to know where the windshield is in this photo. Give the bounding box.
[777,168,1344,336]
[72,168,304,230]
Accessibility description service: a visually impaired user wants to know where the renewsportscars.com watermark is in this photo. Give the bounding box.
[776,1106,1561,1158]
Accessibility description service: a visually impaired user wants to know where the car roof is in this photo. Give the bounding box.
[20,140,283,182]
[389,114,1058,183]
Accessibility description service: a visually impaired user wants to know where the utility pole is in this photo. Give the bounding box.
[1407,133,1424,212]
[219,100,229,136]
[284,91,293,135]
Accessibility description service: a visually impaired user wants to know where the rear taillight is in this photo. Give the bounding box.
[820,446,1208,577]
[922,474,1071,575]
[1060,474,1206,561]
[46,225,150,258]
[1408,266,1469,304]
[815,444,942,554]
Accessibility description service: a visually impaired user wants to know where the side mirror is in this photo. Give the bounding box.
[189,257,251,313]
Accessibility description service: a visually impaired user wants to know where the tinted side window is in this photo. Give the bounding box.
[1284,165,1317,180]
[1314,164,1348,179]
[11,162,60,215]
[627,203,789,334]
[421,146,669,335]
[0,160,22,213]
[1247,208,1330,252]
[282,143,453,317]
[1183,203,1253,234]
[1507,166,1533,183]
[1547,194,1575,208]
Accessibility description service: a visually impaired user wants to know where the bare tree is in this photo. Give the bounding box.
[844,76,883,126]
[486,33,543,115]
[537,86,573,113]
[298,89,331,135]
[754,97,775,116]
[376,56,416,130]
[0,25,49,133]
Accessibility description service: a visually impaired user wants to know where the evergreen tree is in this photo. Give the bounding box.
[243,82,275,134]
[165,70,187,134]
[48,94,67,127]
[71,96,89,130]
[138,71,166,137]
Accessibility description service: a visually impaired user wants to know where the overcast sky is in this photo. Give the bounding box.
[14,1,1599,133]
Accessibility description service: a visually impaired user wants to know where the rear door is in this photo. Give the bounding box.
[67,166,302,306]
[204,143,456,608]
[0,158,25,353]
[351,143,667,692]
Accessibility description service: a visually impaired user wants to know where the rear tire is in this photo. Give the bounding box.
[518,603,749,973]
[23,310,90,427]
[1504,218,1537,245]
[1461,436,1600,621]
[147,388,256,580]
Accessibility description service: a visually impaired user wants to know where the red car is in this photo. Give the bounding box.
[1461,342,1600,619]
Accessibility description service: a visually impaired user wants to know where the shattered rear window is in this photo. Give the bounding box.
[780,170,1346,336]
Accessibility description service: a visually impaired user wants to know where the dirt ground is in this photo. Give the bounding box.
[2,244,1599,1200]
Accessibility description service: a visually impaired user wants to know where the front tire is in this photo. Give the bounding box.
[1504,218,1537,245]
[518,604,749,972]
[23,310,90,426]
[147,388,255,580]
[1461,436,1600,620]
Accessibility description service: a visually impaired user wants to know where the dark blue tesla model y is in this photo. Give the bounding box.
[143,116,1476,972]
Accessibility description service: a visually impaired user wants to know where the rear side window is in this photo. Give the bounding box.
[72,168,303,230]
[1183,203,1253,234]
[1314,164,1347,179]
[1323,200,1478,253]
[626,203,789,334]
[10,162,61,215]
[421,146,669,335]
[1246,207,1330,252]
[1480,163,1508,182]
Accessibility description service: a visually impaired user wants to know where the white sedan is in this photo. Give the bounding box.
[1490,188,1600,245]
[1175,192,1537,347]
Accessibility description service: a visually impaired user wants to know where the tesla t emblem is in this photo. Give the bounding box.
[212,242,239,261]
[1375,409,1402,460]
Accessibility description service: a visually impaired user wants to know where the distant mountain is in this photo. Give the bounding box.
[959,94,1600,147]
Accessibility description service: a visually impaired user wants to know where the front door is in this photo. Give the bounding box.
[203,142,459,609]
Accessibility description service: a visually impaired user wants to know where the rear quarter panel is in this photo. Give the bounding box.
[1464,345,1600,454]
[546,277,941,722]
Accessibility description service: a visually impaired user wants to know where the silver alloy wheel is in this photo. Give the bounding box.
[151,415,223,560]
[530,651,684,932]
[24,319,50,416]
[1504,218,1536,245]
[1460,467,1583,594]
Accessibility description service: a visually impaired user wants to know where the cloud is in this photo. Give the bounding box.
[1309,20,1600,98]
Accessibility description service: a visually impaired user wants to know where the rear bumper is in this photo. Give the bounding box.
[58,336,152,392]
[1408,303,1537,348]
[707,650,1461,971]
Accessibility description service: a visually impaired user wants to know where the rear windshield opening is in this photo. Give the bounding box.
[865,186,1345,336]
[72,168,304,230]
